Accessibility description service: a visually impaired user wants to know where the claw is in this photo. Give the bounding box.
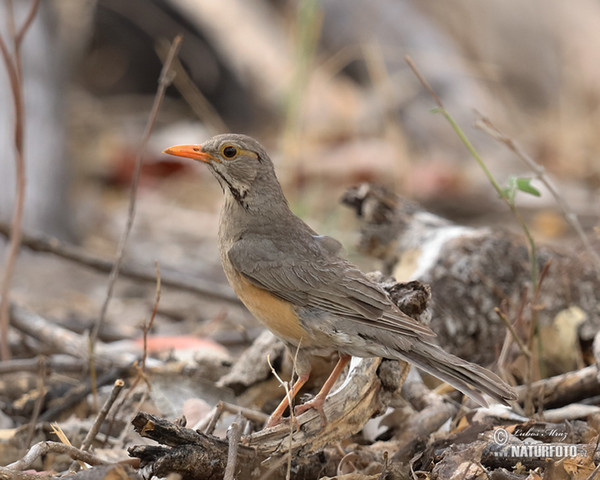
[294,395,328,427]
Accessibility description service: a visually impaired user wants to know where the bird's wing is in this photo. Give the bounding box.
[228,236,434,338]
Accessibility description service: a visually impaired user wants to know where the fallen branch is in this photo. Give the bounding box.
[7,441,107,471]
[130,357,399,478]
[514,365,600,408]
[0,222,240,305]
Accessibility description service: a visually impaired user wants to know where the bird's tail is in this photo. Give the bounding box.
[396,342,517,406]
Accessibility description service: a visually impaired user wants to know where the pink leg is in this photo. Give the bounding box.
[265,371,310,428]
[295,354,351,426]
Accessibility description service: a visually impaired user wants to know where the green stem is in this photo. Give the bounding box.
[434,107,539,286]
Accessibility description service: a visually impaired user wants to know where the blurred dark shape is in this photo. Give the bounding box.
[80,0,266,130]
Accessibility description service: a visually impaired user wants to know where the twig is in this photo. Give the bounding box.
[224,416,243,480]
[91,34,183,346]
[81,379,125,451]
[196,401,268,434]
[156,39,228,134]
[24,356,47,448]
[69,379,125,472]
[267,352,296,480]
[494,308,530,358]
[7,441,107,471]
[405,55,539,287]
[9,303,135,367]
[475,113,600,276]
[586,462,600,480]
[0,0,41,360]
[142,262,161,371]
[0,355,87,375]
[0,222,240,305]
[14,0,41,48]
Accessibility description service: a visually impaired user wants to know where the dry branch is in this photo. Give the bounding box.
[0,221,240,305]
[7,441,107,471]
[0,0,41,360]
[514,364,600,408]
[130,357,406,479]
[92,34,182,345]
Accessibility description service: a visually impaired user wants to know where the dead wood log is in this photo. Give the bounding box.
[130,356,405,479]
[342,183,600,371]
[514,365,600,409]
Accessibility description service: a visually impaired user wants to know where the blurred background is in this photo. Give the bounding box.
[1,0,599,341]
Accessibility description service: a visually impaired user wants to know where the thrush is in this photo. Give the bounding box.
[163,134,516,427]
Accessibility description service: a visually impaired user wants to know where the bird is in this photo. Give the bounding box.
[163,133,516,427]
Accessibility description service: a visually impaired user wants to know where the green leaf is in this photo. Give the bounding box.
[515,177,541,197]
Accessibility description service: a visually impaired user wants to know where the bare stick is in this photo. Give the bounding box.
[14,0,41,49]
[142,262,161,371]
[494,307,530,358]
[91,34,183,345]
[7,441,106,471]
[223,416,243,480]
[156,39,228,134]
[81,379,125,451]
[0,222,240,305]
[0,0,41,360]
[196,401,269,433]
[475,113,600,275]
[24,356,47,448]
[69,379,125,472]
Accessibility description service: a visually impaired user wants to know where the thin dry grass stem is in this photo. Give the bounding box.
[266,353,295,480]
[0,0,41,360]
[404,55,443,108]
[141,261,161,371]
[528,260,552,406]
[25,356,47,448]
[475,113,600,276]
[156,39,228,134]
[494,307,530,359]
[50,424,86,470]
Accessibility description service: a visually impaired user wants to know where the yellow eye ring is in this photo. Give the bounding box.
[222,145,238,158]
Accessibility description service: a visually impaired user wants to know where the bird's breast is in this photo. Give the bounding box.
[224,266,308,346]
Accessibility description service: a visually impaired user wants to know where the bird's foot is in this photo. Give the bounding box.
[264,413,300,431]
[294,395,327,427]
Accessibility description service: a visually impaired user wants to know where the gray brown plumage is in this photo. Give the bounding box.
[163,134,516,427]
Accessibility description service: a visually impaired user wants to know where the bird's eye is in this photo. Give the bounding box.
[222,145,238,158]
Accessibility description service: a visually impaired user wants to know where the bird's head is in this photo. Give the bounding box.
[163,133,284,209]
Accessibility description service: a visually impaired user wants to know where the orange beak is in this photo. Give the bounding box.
[162,144,218,163]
